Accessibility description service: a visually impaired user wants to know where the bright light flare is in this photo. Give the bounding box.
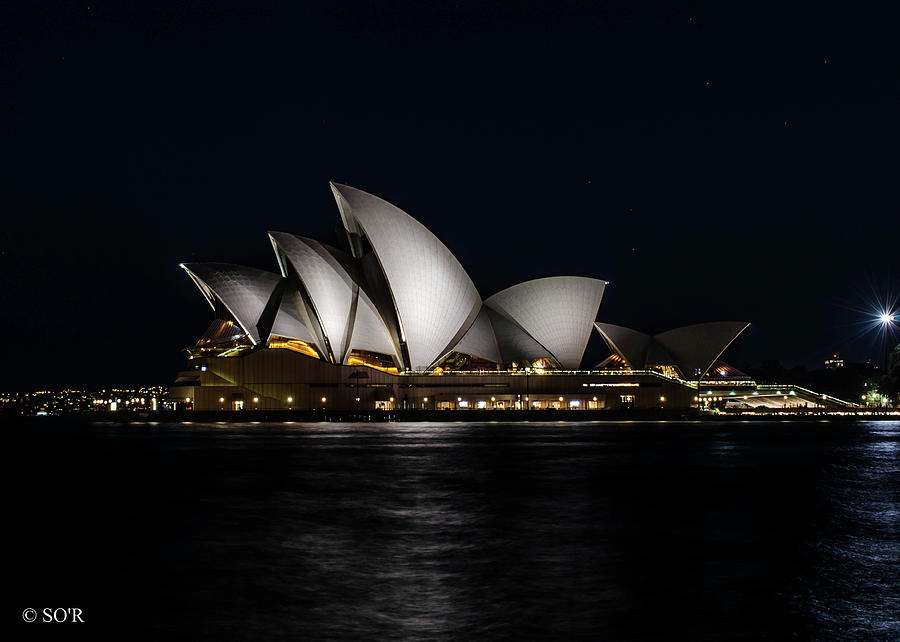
[880,312,896,324]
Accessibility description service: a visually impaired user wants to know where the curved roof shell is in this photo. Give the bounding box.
[345,289,401,364]
[487,308,554,365]
[448,305,502,363]
[485,277,607,369]
[179,183,750,377]
[269,286,316,344]
[180,263,281,345]
[593,323,652,369]
[269,232,357,363]
[594,321,750,377]
[654,322,750,378]
[330,183,482,370]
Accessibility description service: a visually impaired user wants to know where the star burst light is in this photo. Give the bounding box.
[830,279,898,363]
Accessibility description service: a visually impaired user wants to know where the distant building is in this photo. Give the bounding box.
[824,354,844,369]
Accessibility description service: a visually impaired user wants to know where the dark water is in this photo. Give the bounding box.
[10,420,900,640]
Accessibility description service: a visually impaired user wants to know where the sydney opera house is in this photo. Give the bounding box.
[168,183,753,412]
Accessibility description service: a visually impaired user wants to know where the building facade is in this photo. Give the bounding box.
[169,183,751,412]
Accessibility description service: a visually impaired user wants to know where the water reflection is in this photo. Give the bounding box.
[14,419,900,639]
[799,422,900,637]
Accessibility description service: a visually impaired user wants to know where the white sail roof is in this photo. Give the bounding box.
[485,277,607,369]
[594,321,750,377]
[593,323,652,369]
[180,263,281,345]
[269,232,356,363]
[448,305,501,363]
[345,289,401,364]
[487,308,554,364]
[178,184,749,378]
[269,286,316,344]
[654,322,750,378]
[330,183,482,370]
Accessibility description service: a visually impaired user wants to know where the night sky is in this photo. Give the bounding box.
[2,2,897,389]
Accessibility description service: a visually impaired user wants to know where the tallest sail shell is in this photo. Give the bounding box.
[330,183,482,370]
